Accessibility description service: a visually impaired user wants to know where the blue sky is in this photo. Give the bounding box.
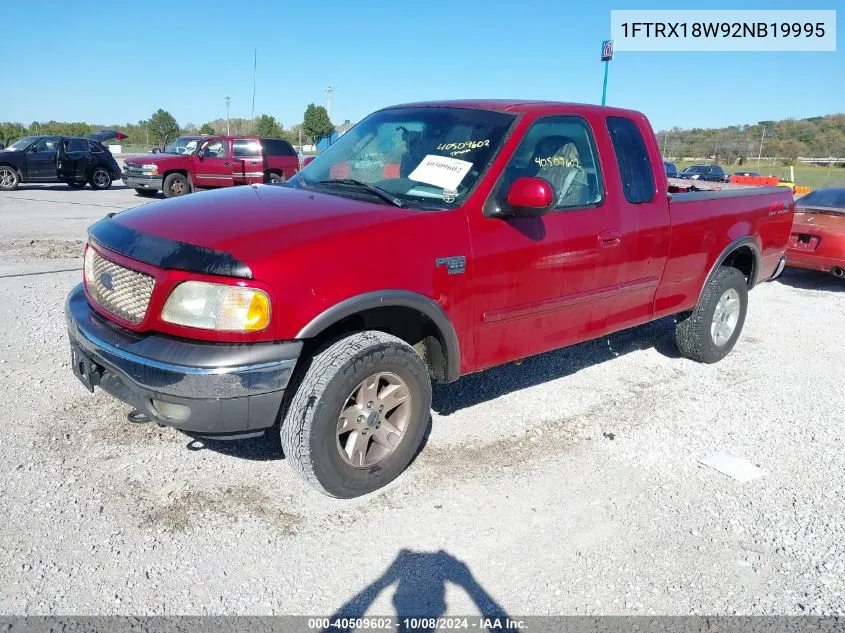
[0,0,840,132]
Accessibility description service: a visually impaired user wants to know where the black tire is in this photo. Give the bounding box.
[675,267,748,364]
[134,188,158,198]
[162,173,190,198]
[0,166,20,191]
[280,331,432,498]
[88,167,113,190]
[67,181,87,190]
[265,171,285,184]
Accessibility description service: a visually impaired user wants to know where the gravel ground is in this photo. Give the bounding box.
[0,185,843,617]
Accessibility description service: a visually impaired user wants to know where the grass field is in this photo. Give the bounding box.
[675,161,845,189]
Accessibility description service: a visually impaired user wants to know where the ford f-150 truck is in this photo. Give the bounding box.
[66,100,793,498]
[122,135,300,198]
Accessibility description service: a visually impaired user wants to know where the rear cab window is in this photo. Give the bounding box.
[606,116,656,204]
[233,139,262,158]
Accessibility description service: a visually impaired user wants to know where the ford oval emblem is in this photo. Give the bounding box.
[99,272,114,291]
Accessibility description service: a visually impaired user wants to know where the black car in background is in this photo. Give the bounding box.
[0,131,124,191]
[676,164,726,182]
[664,161,678,177]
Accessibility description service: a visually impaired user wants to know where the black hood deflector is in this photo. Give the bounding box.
[88,214,253,279]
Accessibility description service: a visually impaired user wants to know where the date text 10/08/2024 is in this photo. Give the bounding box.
[307,617,527,630]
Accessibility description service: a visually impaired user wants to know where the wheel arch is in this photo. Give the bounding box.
[163,169,193,193]
[698,236,761,304]
[296,290,461,383]
[0,162,23,180]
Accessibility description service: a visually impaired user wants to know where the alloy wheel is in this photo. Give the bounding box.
[335,372,411,467]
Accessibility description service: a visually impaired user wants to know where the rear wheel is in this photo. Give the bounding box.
[0,166,19,191]
[163,173,190,198]
[134,188,157,198]
[89,168,112,190]
[280,331,432,498]
[265,171,285,184]
[675,267,748,363]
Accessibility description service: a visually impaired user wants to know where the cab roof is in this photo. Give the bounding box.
[383,99,646,119]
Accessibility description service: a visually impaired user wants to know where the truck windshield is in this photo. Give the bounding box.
[7,136,39,151]
[293,107,515,208]
[162,137,202,155]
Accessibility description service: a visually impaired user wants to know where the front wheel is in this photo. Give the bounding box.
[89,168,112,190]
[0,166,20,191]
[162,173,190,198]
[675,267,748,363]
[280,331,432,498]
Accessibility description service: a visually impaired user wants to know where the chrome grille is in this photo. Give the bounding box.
[122,163,144,175]
[86,250,154,324]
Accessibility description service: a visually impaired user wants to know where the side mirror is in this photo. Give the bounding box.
[197,142,208,160]
[505,177,555,217]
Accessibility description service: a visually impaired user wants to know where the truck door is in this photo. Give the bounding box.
[600,115,671,332]
[231,139,264,185]
[25,137,61,180]
[468,116,624,370]
[57,138,93,183]
[193,139,234,188]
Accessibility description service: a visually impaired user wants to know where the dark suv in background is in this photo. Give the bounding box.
[0,131,124,191]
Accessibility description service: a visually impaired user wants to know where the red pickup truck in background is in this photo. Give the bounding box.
[122,135,300,198]
[66,100,793,497]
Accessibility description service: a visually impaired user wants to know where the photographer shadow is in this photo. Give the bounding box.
[324,549,510,633]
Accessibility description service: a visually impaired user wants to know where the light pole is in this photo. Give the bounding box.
[325,85,334,122]
[225,96,231,135]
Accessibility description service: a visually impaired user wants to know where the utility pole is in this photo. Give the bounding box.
[325,85,334,122]
[225,96,231,135]
[757,125,766,169]
[250,49,257,131]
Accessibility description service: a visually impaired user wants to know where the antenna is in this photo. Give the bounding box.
[325,85,334,122]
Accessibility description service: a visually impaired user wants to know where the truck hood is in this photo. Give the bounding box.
[106,184,415,274]
[124,153,190,167]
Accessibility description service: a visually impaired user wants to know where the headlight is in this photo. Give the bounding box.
[161,281,271,331]
[83,245,95,285]
[141,164,159,175]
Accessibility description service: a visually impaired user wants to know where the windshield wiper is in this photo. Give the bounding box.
[313,178,405,208]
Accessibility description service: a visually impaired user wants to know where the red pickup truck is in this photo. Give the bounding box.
[122,135,300,198]
[66,100,793,497]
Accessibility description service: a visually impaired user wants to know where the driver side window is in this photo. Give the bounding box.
[202,140,229,158]
[31,138,59,153]
[502,117,603,210]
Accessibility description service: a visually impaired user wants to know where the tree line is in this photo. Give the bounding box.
[0,104,337,150]
[658,113,845,164]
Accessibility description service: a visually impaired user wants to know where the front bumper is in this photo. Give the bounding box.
[122,173,163,190]
[65,284,301,437]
